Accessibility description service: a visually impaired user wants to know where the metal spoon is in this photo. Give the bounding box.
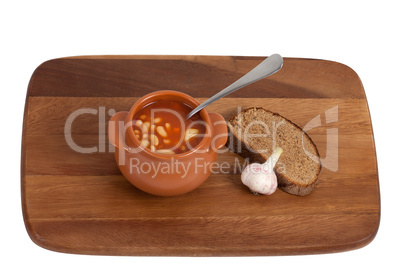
[186,54,283,119]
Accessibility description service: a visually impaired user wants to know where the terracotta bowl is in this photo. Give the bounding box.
[108,90,228,196]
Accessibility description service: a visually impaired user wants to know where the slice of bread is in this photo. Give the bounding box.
[227,107,321,196]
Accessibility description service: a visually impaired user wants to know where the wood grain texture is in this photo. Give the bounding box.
[21,55,380,256]
[28,56,365,98]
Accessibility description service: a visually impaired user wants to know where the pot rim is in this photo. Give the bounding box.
[125,90,213,159]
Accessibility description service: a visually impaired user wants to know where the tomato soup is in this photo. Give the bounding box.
[132,100,206,154]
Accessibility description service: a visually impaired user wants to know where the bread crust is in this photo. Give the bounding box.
[226,107,321,196]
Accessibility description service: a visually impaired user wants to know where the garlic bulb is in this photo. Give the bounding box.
[241,147,283,195]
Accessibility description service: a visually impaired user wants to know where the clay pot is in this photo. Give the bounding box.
[108,90,228,196]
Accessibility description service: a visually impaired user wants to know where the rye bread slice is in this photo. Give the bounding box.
[227,107,321,196]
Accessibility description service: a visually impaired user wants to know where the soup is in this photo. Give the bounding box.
[132,100,206,154]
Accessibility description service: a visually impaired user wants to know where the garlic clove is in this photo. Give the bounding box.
[241,164,278,195]
[241,147,283,195]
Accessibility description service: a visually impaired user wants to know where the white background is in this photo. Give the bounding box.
[1,1,400,278]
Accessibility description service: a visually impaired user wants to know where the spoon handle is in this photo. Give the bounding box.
[186,54,283,119]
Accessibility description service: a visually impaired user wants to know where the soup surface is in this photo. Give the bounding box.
[132,100,206,154]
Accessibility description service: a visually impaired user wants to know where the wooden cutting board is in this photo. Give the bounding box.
[21,55,380,256]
